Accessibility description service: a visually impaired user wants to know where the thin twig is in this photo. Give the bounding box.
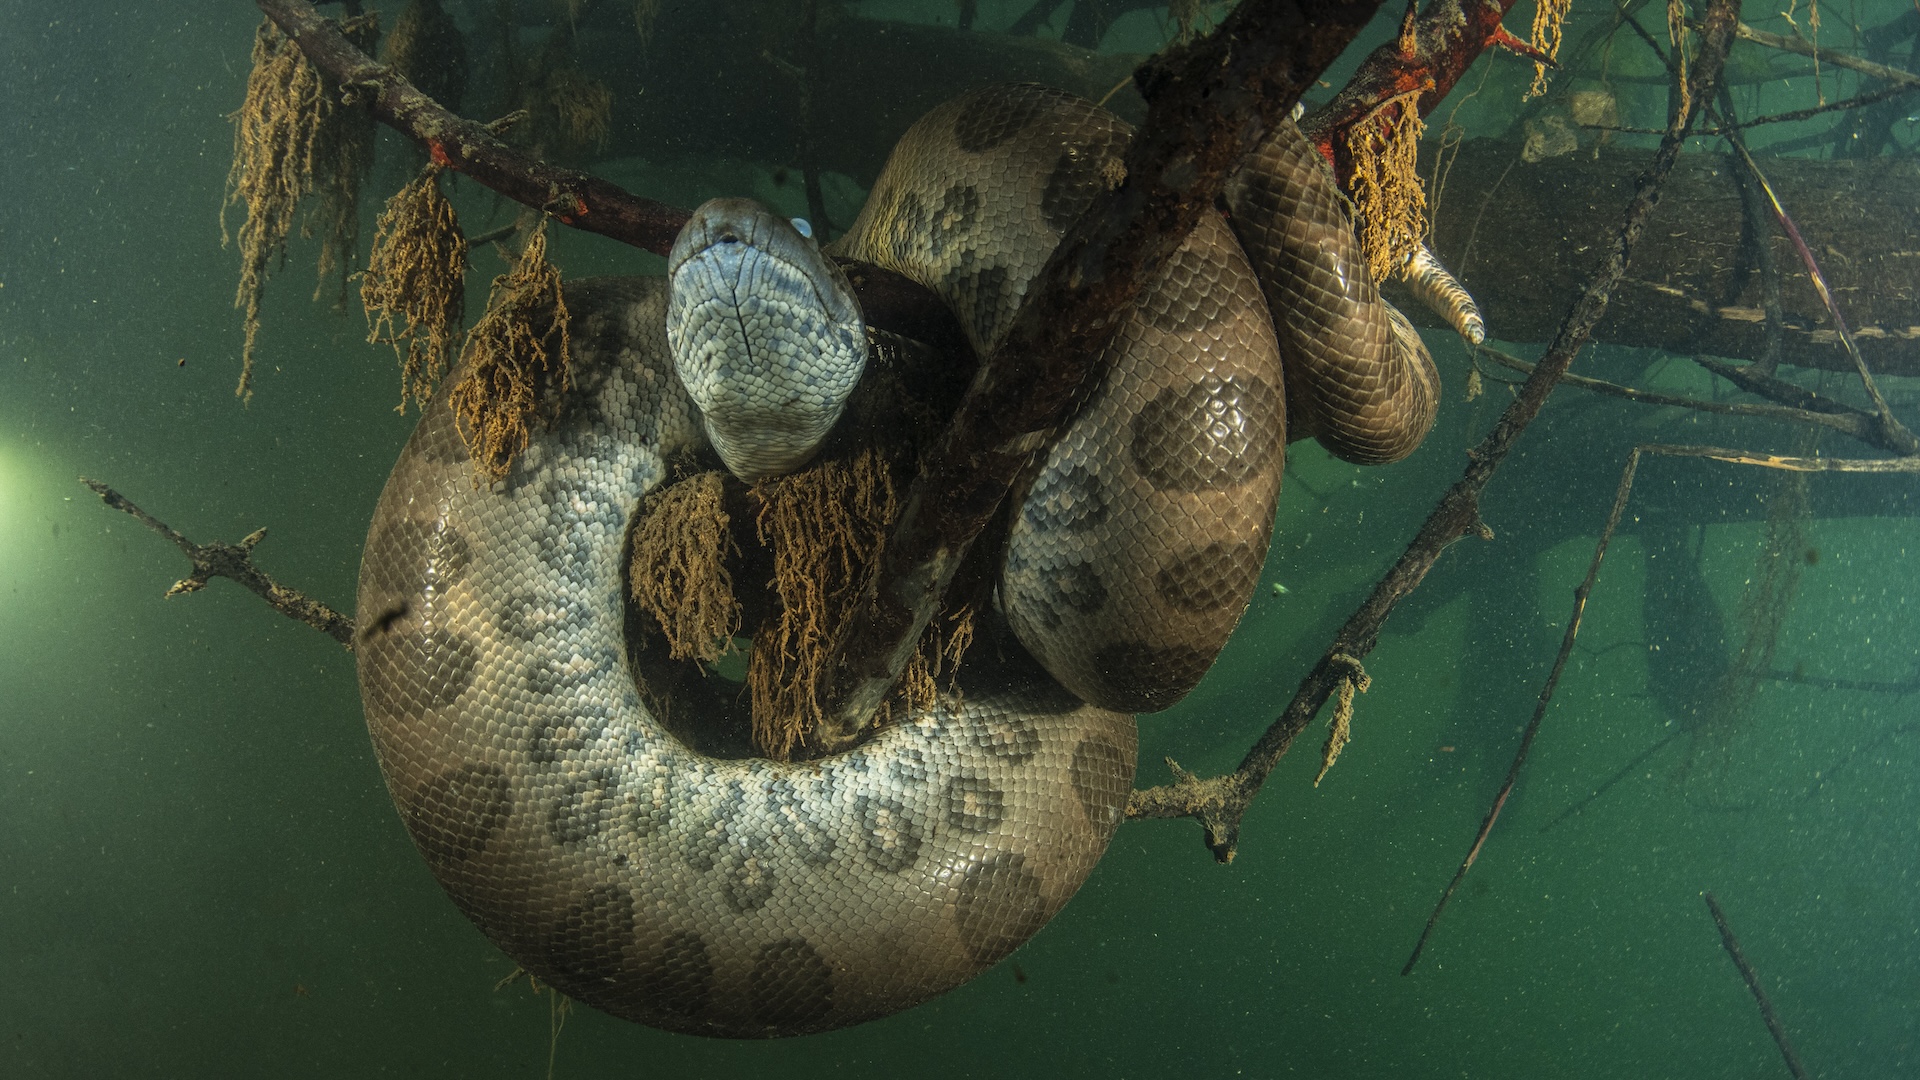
[1582,80,1920,134]
[80,478,355,647]
[1401,439,1648,974]
[1475,345,1889,445]
[1703,891,1812,1080]
[1720,138,1919,455]
[1734,21,1920,89]
[1538,727,1685,833]
[1716,89,1787,376]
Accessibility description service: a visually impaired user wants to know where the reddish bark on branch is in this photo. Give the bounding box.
[1302,0,1544,176]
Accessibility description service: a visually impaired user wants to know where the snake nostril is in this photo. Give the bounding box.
[717,232,742,245]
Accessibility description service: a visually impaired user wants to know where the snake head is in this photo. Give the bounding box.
[666,198,867,482]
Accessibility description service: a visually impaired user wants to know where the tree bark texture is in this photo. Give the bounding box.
[1420,138,1920,373]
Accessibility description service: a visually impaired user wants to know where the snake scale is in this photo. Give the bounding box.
[355,85,1440,1038]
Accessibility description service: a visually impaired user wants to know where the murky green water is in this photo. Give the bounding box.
[4,1,1915,1075]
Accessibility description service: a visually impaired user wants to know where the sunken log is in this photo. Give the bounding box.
[1415,137,1920,374]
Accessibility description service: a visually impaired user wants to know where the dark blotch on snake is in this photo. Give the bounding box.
[1008,553,1108,631]
[955,851,1047,965]
[636,931,715,1021]
[954,261,1012,348]
[677,779,747,873]
[548,768,617,846]
[362,625,478,715]
[525,647,611,698]
[1051,560,1109,616]
[1129,375,1281,492]
[405,762,512,865]
[628,761,673,837]
[1090,640,1215,713]
[1020,462,1109,534]
[888,189,930,265]
[1070,734,1133,830]
[929,185,981,262]
[765,778,836,865]
[529,705,608,765]
[541,882,635,991]
[750,939,835,1030]
[942,772,1006,834]
[1155,540,1264,613]
[499,593,589,644]
[855,794,925,873]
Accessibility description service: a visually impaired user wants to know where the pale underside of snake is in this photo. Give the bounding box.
[354,85,1443,1039]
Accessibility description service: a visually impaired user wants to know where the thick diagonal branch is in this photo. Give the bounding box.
[814,0,1388,746]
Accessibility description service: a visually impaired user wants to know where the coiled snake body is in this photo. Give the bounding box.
[355,85,1438,1038]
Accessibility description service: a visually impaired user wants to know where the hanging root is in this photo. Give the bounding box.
[224,20,326,403]
[450,221,571,483]
[385,0,470,114]
[545,64,613,153]
[1668,0,1693,121]
[629,471,742,664]
[222,13,378,403]
[1314,654,1371,786]
[1346,89,1429,284]
[633,0,665,51]
[747,447,898,761]
[305,13,378,312]
[363,165,469,411]
[1527,0,1574,99]
[739,443,976,760]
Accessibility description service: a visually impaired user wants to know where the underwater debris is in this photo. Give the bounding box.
[450,220,571,483]
[222,12,378,402]
[362,164,469,412]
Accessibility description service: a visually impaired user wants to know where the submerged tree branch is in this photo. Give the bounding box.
[1704,891,1813,1080]
[1733,21,1920,89]
[1302,0,1543,171]
[1474,345,1910,452]
[251,0,969,359]
[81,478,354,647]
[1128,0,1746,865]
